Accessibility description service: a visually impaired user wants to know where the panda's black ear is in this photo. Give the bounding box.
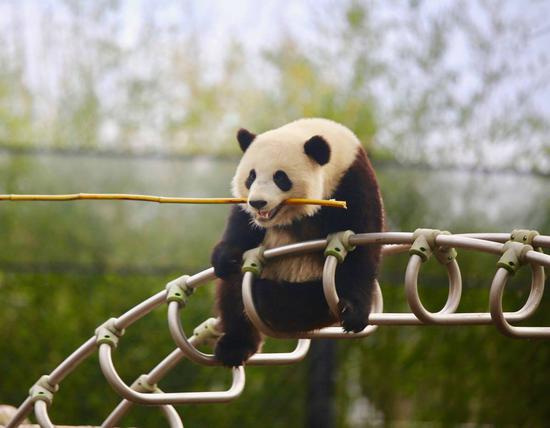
[237,128,256,152]
[304,135,331,166]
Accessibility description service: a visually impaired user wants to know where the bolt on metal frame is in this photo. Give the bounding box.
[6,230,550,428]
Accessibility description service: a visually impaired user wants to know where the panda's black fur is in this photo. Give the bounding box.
[211,118,384,367]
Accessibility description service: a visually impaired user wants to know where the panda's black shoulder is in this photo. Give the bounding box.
[315,147,383,236]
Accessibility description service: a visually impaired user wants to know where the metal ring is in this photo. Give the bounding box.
[242,271,382,339]
[405,255,463,324]
[34,400,54,428]
[406,252,546,325]
[490,264,548,338]
[167,303,311,365]
[322,255,342,317]
[98,344,245,405]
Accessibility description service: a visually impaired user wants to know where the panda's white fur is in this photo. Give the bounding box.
[231,118,362,282]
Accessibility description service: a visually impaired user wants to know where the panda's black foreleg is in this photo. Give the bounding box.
[214,275,262,367]
[335,246,377,333]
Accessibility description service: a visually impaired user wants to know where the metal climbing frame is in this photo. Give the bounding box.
[6,229,550,427]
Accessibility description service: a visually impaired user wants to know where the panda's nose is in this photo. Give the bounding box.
[249,200,267,210]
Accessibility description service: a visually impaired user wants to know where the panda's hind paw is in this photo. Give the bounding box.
[214,334,258,367]
[339,300,369,333]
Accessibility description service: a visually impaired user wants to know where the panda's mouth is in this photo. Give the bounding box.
[256,204,282,222]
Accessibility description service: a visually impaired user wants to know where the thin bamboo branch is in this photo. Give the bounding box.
[0,193,347,209]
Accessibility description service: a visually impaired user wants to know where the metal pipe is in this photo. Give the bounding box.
[532,235,550,249]
[350,232,415,246]
[102,399,133,428]
[381,244,411,256]
[455,233,509,242]
[34,401,54,428]
[114,291,166,330]
[98,344,245,404]
[186,268,217,288]
[490,266,550,338]
[263,239,327,259]
[48,337,97,385]
[5,397,34,428]
[435,235,503,255]
[524,249,550,268]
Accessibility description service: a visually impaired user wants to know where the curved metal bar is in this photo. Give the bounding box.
[490,266,550,338]
[101,397,183,428]
[34,401,54,428]
[249,338,311,365]
[404,255,462,324]
[103,349,187,427]
[321,254,423,325]
[160,405,184,428]
[322,255,340,317]
[99,344,245,404]
[242,271,382,339]
[5,397,33,428]
[167,303,311,366]
[405,254,545,325]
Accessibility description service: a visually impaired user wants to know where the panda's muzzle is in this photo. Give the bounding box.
[253,203,283,222]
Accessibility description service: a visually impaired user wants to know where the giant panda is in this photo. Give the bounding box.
[211,118,384,367]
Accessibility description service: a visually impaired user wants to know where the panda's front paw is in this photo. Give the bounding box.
[214,334,258,367]
[211,242,243,279]
[339,299,369,333]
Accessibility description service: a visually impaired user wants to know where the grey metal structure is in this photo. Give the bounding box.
[5,229,550,428]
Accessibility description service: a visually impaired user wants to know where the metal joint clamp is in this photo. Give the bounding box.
[242,246,265,276]
[29,375,59,406]
[409,228,457,264]
[510,229,540,246]
[192,317,224,348]
[95,318,125,348]
[497,241,534,274]
[166,275,194,306]
[324,230,356,263]
[131,374,159,393]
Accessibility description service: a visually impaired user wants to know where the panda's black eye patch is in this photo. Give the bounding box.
[273,170,292,192]
[245,169,256,189]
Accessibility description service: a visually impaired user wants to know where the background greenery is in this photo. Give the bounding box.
[1,1,549,427]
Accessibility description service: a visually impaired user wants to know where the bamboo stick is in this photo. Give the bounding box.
[0,193,347,209]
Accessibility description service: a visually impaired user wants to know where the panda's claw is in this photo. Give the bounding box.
[214,334,257,367]
[339,300,369,333]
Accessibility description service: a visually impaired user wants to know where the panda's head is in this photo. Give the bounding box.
[232,127,331,228]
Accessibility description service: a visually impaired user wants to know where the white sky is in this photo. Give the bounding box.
[1,0,549,170]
